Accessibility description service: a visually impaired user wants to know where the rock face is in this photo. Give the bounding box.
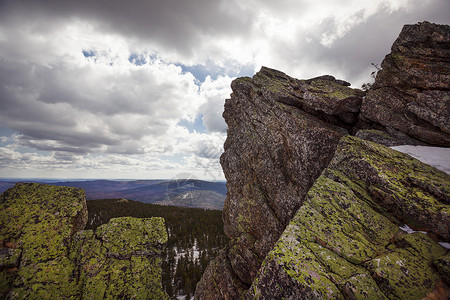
[360,21,450,147]
[196,22,450,300]
[202,67,361,295]
[196,68,364,297]
[248,136,449,299]
[0,183,168,299]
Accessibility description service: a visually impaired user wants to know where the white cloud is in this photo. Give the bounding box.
[0,23,205,157]
[0,0,448,179]
[199,76,233,133]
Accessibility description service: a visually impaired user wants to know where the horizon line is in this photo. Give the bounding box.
[0,177,226,182]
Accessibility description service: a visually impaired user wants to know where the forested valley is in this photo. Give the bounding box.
[86,198,228,299]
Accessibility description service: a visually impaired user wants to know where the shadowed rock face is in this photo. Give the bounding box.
[0,183,168,299]
[360,21,450,146]
[222,68,361,285]
[196,68,363,298]
[194,249,248,299]
[196,22,450,300]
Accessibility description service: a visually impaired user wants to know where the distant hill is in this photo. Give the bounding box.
[0,181,14,194]
[0,179,227,210]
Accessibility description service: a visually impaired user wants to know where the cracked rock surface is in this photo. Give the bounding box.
[360,21,450,146]
[0,183,168,299]
[248,136,449,299]
[196,22,450,300]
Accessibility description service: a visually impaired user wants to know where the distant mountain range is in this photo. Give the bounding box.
[0,179,227,210]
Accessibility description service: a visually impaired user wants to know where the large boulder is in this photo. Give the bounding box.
[0,183,87,298]
[360,21,450,146]
[70,217,168,300]
[196,22,450,299]
[0,183,168,299]
[248,136,450,299]
[196,67,362,299]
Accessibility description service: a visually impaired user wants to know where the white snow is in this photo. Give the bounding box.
[438,242,450,250]
[173,239,200,263]
[399,224,427,235]
[399,224,450,250]
[391,145,450,175]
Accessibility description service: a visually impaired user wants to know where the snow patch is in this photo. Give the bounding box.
[399,224,427,235]
[174,239,200,262]
[391,145,450,174]
[438,242,450,250]
[399,225,450,250]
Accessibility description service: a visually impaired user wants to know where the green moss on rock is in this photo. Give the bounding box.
[96,217,167,257]
[365,249,439,299]
[395,232,446,261]
[0,184,168,299]
[433,253,450,282]
[249,135,449,299]
[69,218,168,300]
[0,183,87,262]
[328,135,450,240]
[15,257,80,299]
[0,183,87,299]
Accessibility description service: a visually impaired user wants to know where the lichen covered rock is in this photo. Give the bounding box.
[95,217,167,258]
[354,128,428,147]
[0,183,168,299]
[196,21,450,299]
[0,183,87,298]
[251,68,364,127]
[360,21,450,146]
[249,136,449,299]
[212,67,354,296]
[70,218,168,300]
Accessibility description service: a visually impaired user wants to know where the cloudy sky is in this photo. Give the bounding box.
[0,0,448,181]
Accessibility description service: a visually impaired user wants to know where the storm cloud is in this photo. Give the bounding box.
[0,0,448,179]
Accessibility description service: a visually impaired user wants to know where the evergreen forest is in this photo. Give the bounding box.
[86,198,228,299]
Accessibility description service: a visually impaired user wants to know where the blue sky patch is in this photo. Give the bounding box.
[176,62,255,83]
[177,115,206,133]
[82,49,97,58]
[128,53,147,66]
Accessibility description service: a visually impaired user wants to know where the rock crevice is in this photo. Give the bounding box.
[360,21,450,146]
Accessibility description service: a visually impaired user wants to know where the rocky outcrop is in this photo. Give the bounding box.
[360,21,450,146]
[196,68,365,298]
[248,136,449,299]
[203,67,362,295]
[70,217,168,299]
[196,22,450,300]
[0,183,168,299]
[0,183,88,299]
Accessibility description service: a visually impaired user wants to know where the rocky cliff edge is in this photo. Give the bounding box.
[196,21,450,299]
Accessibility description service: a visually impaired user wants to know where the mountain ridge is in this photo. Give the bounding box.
[0,179,226,210]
